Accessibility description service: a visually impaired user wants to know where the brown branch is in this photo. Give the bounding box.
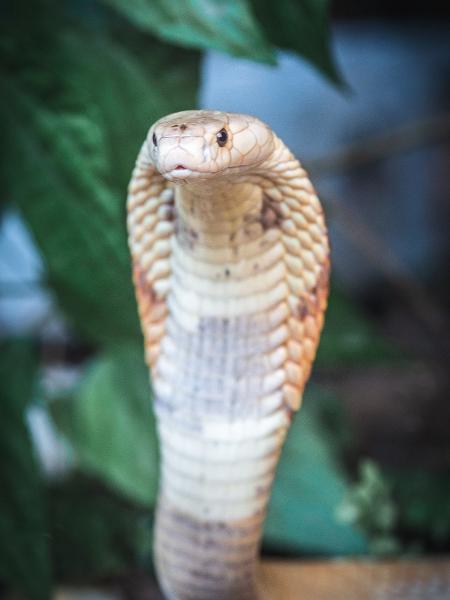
[325,194,447,335]
[309,113,450,176]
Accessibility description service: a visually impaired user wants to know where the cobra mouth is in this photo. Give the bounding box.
[167,166,193,178]
[161,161,253,181]
[161,163,215,180]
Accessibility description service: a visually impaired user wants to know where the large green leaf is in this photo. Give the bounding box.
[0,340,52,599]
[264,386,368,555]
[0,13,199,345]
[52,343,159,506]
[250,0,344,85]
[98,0,275,63]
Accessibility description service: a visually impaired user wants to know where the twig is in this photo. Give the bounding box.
[325,194,447,335]
[309,114,450,176]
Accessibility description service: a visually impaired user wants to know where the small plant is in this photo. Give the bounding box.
[337,459,401,556]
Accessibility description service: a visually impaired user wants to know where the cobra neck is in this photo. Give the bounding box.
[174,179,262,230]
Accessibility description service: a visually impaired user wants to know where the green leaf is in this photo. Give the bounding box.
[250,0,344,85]
[98,0,275,63]
[264,386,368,555]
[48,475,153,582]
[317,287,401,367]
[0,339,52,599]
[52,343,159,507]
[1,15,199,345]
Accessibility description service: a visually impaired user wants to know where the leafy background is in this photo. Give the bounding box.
[1,0,449,598]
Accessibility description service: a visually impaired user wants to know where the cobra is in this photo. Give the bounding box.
[127,110,330,600]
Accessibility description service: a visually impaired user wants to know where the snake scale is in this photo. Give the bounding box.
[127,110,330,600]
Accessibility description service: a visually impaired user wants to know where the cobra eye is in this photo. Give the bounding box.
[152,133,157,147]
[216,128,228,147]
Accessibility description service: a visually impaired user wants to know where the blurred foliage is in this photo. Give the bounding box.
[317,287,400,367]
[48,475,153,582]
[337,461,450,557]
[1,0,443,597]
[0,340,52,600]
[337,460,401,557]
[388,470,450,550]
[52,343,159,506]
[98,0,276,63]
[1,0,199,345]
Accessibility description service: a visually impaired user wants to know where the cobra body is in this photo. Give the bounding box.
[127,110,329,600]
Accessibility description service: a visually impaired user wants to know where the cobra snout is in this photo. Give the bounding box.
[156,135,206,178]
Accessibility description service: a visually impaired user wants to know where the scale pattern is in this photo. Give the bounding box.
[127,111,329,600]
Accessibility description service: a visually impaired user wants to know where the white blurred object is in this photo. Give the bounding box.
[0,209,53,335]
[27,363,84,477]
[27,402,74,478]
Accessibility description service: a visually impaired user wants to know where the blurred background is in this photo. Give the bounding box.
[1,0,449,598]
